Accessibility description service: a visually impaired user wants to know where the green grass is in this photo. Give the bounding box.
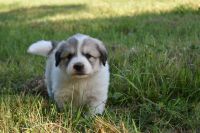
[0,0,200,132]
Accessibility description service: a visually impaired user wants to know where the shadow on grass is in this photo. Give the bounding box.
[0,4,200,131]
[0,4,87,22]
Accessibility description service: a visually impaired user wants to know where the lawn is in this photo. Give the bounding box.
[0,0,200,132]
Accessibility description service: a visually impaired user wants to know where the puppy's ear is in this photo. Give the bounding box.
[27,40,57,57]
[55,51,61,67]
[97,42,108,66]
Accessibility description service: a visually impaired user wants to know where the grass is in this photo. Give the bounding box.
[0,0,200,132]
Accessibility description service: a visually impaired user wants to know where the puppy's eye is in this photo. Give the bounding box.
[85,53,92,59]
[67,54,73,60]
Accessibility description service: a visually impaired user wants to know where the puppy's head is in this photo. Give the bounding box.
[55,34,107,78]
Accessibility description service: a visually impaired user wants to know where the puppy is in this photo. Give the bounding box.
[27,34,110,115]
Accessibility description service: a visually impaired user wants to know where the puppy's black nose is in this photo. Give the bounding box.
[73,62,84,71]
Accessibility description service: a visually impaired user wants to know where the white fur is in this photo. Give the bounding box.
[27,40,52,57]
[28,34,110,115]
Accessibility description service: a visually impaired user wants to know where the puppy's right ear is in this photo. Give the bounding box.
[27,40,54,57]
[55,51,61,67]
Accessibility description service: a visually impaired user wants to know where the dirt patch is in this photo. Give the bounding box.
[22,76,48,97]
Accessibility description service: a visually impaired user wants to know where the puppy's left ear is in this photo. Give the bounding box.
[97,42,108,66]
[55,51,61,67]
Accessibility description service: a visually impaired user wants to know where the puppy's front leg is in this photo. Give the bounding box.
[54,96,65,109]
[88,98,106,115]
[54,91,71,109]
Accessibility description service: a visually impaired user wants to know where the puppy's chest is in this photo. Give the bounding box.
[57,79,94,105]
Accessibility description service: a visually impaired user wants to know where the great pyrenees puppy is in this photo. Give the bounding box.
[27,34,110,115]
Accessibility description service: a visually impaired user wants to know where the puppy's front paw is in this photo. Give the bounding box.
[88,102,106,116]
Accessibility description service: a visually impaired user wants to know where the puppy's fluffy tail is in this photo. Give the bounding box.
[27,40,53,57]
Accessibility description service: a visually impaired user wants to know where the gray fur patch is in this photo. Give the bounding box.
[55,37,78,66]
[82,38,107,66]
[67,37,78,46]
[51,41,59,49]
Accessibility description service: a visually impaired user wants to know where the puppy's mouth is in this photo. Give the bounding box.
[72,72,89,78]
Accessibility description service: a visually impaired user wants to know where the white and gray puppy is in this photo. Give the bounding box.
[27,34,110,115]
